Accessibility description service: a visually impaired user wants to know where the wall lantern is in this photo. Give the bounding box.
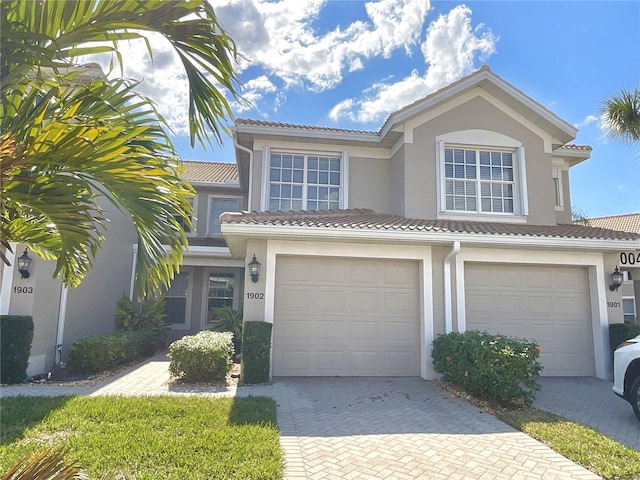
[248,254,261,283]
[609,266,624,291]
[17,250,32,279]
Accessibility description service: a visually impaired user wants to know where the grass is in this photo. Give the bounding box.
[497,407,640,480]
[0,395,283,480]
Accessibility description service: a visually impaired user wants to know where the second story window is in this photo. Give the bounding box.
[268,152,342,211]
[209,197,241,236]
[444,147,516,214]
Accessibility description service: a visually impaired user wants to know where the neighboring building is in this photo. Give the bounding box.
[2,66,639,379]
[586,213,640,324]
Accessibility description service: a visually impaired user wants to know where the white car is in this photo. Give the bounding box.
[613,334,640,422]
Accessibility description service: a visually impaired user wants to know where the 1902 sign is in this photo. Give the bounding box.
[619,252,639,266]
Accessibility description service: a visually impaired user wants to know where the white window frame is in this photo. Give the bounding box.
[552,168,564,211]
[623,296,637,324]
[201,268,243,329]
[261,147,349,211]
[436,130,528,222]
[207,194,243,237]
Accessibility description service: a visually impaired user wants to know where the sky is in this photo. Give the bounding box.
[86,0,640,218]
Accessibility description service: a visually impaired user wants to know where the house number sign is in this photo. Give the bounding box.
[246,292,264,300]
[13,286,34,294]
[619,252,639,266]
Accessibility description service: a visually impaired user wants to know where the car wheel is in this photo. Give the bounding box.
[631,377,640,422]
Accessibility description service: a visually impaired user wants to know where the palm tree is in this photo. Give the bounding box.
[1,0,241,298]
[600,86,640,144]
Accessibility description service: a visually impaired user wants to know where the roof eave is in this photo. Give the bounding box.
[221,223,639,255]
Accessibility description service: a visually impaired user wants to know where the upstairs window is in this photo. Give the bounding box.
[444,147,515,214]
[209,197,241,236]
[267,152,343,211]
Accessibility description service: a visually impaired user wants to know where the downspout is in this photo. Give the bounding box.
[129,245,138,300]
[443,241,461,334]
[234,134,254,211]
[55,286,69,366]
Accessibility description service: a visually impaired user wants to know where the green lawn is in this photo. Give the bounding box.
[497,408,640,480]
[0,395,283,480]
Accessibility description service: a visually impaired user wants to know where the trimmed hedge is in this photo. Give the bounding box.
[1,315,34,384]
[168,331,233,382]
[241,321,272,384]
[432,330,543,405]
[610,323,640,358]
[68,330,162,374]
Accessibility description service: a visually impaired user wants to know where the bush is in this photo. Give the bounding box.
[168,331,233,382]
[432,330,543,406]
[209,306,243,354]
[241,321,272,384]
[114,295,166,332]
[68,330,162,374]
[1,315,34,384]
[610,323,640,358]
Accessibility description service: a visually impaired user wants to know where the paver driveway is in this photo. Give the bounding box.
[265,377,600,480]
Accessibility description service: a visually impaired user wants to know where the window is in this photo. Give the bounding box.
[623,297,636,324]
[444,147,515,214]
[268,152,342,211]
[209,197,241,236]
[207,272,235,324]
[174,197,196,235]
[164,272,188,325]
[552,168,564,210]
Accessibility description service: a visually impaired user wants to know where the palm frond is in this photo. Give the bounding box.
[600,86,640,144]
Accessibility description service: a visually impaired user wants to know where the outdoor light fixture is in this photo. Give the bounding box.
[248,254,261,283]
[17,250,32,279]
[609,266,624,291]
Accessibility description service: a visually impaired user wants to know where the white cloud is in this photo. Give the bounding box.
[212,0,430,92]
[330,5,497,124]
[574,114,599,129]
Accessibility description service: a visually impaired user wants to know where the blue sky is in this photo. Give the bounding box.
[100,0,640,218]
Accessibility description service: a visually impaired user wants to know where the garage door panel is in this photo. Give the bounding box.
[274,256,420,376]
[466,264,594,377]
[277,288,312,312]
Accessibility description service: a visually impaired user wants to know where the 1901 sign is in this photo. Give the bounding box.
[619,252,638,266]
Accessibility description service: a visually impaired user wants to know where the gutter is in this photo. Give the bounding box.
[234,135,254,210]
[54,286,68,366]
[443,242,461,334]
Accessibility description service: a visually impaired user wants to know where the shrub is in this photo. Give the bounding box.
[168,331,233,382]
[209,306,243,354]
[432,330,543,406]
[610,323,640,359]
[241,321,272,384]
[1,315,34,384]
[68,330,162,374]
[114,295,166,332]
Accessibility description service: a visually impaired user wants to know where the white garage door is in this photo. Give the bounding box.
[273,256,420,376]
[465,263,594,376]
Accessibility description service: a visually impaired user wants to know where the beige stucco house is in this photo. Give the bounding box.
[586,213,640,324]
[2,66,638,380]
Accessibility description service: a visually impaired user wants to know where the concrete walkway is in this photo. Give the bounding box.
[0,354,606,479]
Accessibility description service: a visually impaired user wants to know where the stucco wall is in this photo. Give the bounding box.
[348,155,391,213]
[403,95,557,224]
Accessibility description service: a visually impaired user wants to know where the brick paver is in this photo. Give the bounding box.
[0,355,608,479]
[535,377,640,451]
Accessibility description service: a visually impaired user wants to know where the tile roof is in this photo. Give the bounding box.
[585,213,640,234]
[235,118,377,135]
[181,161,238,184]
[221,209,640,241]
[556,144,592,152]
[188,237,227,248]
